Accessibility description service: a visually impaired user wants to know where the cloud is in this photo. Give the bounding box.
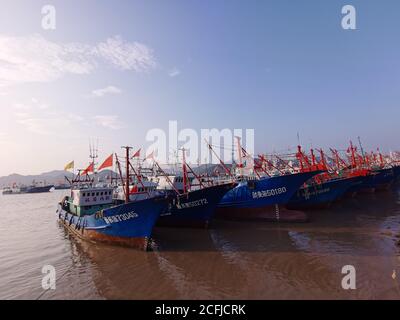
[16,117,52,135]
[93,115,123,130]
[0,34,156,87]
[67,113,84,122]
[14,99,49,110]
[14,109,53,135]
[13,98,84,135]
[13,103,32,110]
[168,67,181,77]
[97,36,156,71]
[90,85,122,98]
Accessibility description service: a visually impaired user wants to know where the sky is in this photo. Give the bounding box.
[0,0,399,176]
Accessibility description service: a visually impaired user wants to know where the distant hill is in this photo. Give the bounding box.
[0,169,116,187]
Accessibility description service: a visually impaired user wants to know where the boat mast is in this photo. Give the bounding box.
[122,146,132,204]
[349,141,357,168]
[89,139,99,183]
[205,139,234,178]
[236,136,244,177]
[357,136,365,158]
[182,148,188,194]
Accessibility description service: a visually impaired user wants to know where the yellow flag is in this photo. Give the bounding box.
[64,161,74,171]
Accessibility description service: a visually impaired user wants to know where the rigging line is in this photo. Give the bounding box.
[207,143,238,151]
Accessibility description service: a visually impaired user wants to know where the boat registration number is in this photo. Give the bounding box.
[103,211,138,224]
[252,187,287,199]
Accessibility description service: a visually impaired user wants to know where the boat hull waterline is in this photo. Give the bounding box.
[157,183,236,228]
[57,197,168,250]
[216,171,322,221]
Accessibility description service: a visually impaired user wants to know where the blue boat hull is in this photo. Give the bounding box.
[373,168,395,191]
[215,171,321,221]
[393,166,400,182]
[346,168,395,195]
[157,183,236,228]
[57,197,168,250]
[287,176,359,210]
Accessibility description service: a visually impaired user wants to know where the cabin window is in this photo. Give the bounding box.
[96,192,99,196]
[100,192,103,196]
[92,193,95,196]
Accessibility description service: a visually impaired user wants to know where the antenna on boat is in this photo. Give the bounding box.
[89,138,99,173]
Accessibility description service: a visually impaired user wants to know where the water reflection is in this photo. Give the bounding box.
[1,188,400,299]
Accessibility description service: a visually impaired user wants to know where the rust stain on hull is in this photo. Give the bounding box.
[59,219,149,250]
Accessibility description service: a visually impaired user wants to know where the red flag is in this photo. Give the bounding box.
[132,148,141,158]
[130,185,138,194]
[145,151,155,160]
[98,154,113,171]
[82,163,94,175]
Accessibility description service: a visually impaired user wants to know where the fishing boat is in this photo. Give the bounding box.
[54,184,71,190]
[216,171,321,221]
[339,142,396,194]
[392,165,400,182]
[287,176,362,210]
[56,146,169,250]
[146,149,236,228]
[371,167,395,191]
[286,147,363,209]
[2,185,21,195]
[22,184,54,193]
[214,142,322,221]
[113,178,161,202]
[2,182,53,194]
[156,176,236,228]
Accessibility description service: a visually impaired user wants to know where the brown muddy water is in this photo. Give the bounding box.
[1,187,400,300]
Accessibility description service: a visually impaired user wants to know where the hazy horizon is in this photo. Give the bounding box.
[1,0,399,176]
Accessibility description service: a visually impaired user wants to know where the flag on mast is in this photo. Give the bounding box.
[82,163,94,175]
[98,154,113,171]
[132,148,141,158]
[64,161,74,171]
[145,150,155,160]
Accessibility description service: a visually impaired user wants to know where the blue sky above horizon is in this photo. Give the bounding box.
[0,0,399,176]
